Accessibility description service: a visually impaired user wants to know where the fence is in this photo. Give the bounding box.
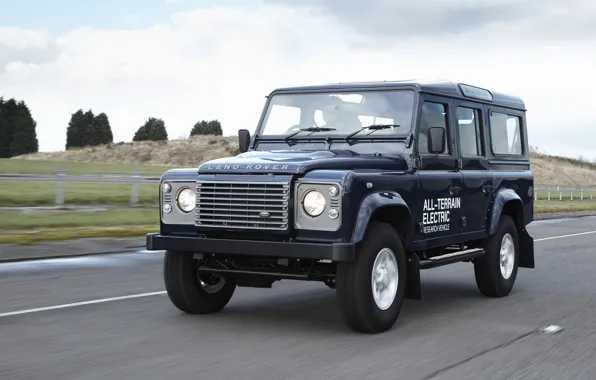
[534,187,596,201]
[1,169,596,206]
[0,169,160,207]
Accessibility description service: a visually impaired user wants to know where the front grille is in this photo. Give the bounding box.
[195,180,290,230]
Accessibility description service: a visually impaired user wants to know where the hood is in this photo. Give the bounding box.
[197,149,409,174]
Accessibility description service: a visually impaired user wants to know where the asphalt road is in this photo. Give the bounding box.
[1,217,596,379]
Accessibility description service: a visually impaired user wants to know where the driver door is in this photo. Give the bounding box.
[413,94,465,250]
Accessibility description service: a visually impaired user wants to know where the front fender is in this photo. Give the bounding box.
[488,188,522,235]
[351,191,411,244]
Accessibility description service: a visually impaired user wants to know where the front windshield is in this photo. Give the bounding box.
[258,89,416,138]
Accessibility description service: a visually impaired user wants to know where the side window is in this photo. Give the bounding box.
[457,106,483,156]
[418,101,449,155]
[489,111,522,155]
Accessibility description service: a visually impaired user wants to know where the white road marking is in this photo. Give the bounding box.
[535,230,596,242]
[2,230,596,319]
[541,325,563,334]
[0,291,166,318]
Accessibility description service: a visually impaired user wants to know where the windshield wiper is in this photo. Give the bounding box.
[284,127,337,142]
[345,124,400,140]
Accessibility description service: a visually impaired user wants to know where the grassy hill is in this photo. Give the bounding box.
[8,135,596,187]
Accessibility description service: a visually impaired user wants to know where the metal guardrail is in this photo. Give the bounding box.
[0,169,161,206]
[534,186,595,201]
[1,170,596,206]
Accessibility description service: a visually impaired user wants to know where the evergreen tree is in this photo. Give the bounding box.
[133,117,168,142]
[93,112,113,145]
[0,98,10,158]
[8,100,39,156]
[0,98,38,157]
[81,109,96,146]
[65,109,113,148]
[65,109,86,149]
[190,119,223,136]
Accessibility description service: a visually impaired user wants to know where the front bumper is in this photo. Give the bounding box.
[145,233,356,262]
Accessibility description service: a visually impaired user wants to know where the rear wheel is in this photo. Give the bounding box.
[336,222,407,333]
[474,215,519,297]
[163,251,237,314]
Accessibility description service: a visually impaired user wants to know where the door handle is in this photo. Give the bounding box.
[482,182,494,193]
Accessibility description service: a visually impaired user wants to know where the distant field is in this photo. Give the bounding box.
[0,180,158,207]
[6,135,596,187]
[0,158,172,177]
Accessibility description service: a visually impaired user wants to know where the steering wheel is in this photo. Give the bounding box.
[284,120,321,134]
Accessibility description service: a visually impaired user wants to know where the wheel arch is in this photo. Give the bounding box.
[488,188,524,234]
[350,191,413,247]
[487,188,534,269]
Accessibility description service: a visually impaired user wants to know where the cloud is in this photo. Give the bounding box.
[0,27,59,68]
[0,2,595,160]
[262,0,596,43]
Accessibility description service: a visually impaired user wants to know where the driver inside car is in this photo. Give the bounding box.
[319,96,362,133]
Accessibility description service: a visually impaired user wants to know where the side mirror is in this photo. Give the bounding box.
[238,129,250,153]
[427,127,445,154]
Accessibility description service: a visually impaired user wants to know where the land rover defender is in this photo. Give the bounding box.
[146,79,535,333]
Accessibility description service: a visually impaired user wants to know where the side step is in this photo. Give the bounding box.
[419,248,485,269]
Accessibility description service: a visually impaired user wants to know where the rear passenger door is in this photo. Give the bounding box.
[453,100,491,237]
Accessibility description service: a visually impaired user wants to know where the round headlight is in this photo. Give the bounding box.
[162,182,171,193]
[303,190,326,217]
[177,188,196,213]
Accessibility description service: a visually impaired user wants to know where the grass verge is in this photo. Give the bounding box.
[534,200,596,213]
[0,226,158,245]
[0,209,158,245]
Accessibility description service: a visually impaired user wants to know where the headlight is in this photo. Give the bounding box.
[302,190,326,217]
[177,187,196,213]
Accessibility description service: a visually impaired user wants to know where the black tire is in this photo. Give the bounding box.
[336,222,407,333]
[474,214,519,297]
[163,251,237,314]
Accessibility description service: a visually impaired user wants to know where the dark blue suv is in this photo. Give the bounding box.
[146,80,535,333]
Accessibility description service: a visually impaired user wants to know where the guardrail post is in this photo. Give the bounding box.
[559,186,562,201]
[547,187,551,201]
[571,188,574,201]
[534,187,538,201]
[55,167,65,206]
[581,188,584,200]
[131,169,139,206]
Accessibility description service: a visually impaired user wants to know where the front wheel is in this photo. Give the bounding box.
[163,251,237,314]
[336,222,407,333]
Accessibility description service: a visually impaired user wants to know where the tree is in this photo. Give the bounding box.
[0,97,38,158]
[92,112,113,146]
[65,109,113,149]
[190,119,223,136]
[0,98,10,158]
[65,109,86,149]
[133,117,168,142]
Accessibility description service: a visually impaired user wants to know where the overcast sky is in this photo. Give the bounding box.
[0,0,595,159]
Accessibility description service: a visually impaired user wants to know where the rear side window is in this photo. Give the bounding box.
[489,111,522,155]
[457,106,483,157]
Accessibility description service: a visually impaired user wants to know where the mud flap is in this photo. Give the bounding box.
[518,228,535,269]
[405,253,422,300]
